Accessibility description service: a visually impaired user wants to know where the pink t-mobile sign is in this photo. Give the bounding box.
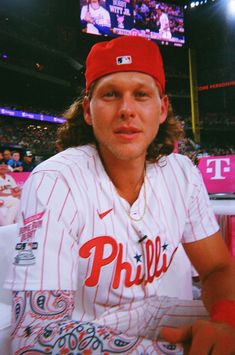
[198,155,235,193]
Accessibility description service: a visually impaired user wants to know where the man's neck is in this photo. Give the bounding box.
[101,157,146,205]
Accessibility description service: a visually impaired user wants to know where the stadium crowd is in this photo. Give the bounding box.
[1,103,233,228]
[0,109,235,163]
[0,117,58,160]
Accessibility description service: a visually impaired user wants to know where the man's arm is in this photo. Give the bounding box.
[12,290,151,354]
[12,166,23,172]
[93,23,111,35]
[184,231,235,309]
[12,290,75,353]
[161,231,235,353]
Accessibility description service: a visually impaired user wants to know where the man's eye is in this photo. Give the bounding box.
[103,91,117,98]
[135,91,148,98]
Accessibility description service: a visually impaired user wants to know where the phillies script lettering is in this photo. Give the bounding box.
[79,236,177,289]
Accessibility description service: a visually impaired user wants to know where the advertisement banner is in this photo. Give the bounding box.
[198,155,235,194]
[8,172,30,188]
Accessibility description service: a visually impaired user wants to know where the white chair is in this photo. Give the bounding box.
[0,223,17,355]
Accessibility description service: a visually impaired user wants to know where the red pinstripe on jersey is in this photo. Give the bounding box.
[57,229,64,289]
[40,210,50,289]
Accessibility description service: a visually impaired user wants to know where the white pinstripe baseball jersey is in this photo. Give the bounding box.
[5,145,218,328]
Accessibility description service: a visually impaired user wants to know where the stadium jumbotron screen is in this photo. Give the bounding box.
[80,0,185,47]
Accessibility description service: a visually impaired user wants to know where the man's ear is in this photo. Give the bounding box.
[83,96,92,126]
[159,95,169,124]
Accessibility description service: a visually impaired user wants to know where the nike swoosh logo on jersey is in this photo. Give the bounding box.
[98,208,113,219]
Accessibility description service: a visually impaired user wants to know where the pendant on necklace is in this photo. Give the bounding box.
[138,230,148,243]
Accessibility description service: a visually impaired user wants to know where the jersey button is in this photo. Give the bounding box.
[131,211,138,218]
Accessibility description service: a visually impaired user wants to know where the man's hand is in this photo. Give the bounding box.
[84,12,95,24]
[160,320,235,355]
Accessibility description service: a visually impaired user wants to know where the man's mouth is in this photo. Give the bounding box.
[114,126,141,134]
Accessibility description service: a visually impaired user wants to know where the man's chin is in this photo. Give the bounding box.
[107,148,147,162]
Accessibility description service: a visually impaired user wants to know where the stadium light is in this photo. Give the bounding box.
[189,0,210,9]
[1,53,8,60]
[228,0,235,15]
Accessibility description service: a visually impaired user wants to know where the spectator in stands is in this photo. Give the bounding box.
[22,150,36,172]
[0,163,21,226]
[7,151,23,172]
[3,149,12,164]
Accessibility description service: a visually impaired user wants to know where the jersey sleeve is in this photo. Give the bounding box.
[182,165,219,243]
[4,170,80,291]
[80,5,88,20]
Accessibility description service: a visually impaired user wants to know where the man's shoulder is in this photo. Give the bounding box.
[149,153,195,178]
[98,5,110,14]
[33,145,98,174]
[156,153,193,168]
[168,152,193,165]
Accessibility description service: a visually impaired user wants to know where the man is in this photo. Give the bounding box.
[6,36,235,354]
[7,151,23,172]
[0,163,21,226]
[3,149,12,164]
[22,150,36,172]
[156,7,172,40]
[80,0,111,35]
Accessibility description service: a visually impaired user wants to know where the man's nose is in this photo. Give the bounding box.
[118,95,136,120]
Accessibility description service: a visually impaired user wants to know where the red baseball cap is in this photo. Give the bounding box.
[85,36,165,95]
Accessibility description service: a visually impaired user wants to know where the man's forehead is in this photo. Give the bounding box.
[93,71,161,92]
[99,71,156,82]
